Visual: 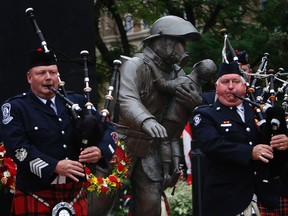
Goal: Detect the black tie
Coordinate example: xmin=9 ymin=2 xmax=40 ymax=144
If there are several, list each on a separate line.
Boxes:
xmin=46 ymin=100 xmax=55 ymax=113
xmin=234 ymin=106 xmax=245 ymax=122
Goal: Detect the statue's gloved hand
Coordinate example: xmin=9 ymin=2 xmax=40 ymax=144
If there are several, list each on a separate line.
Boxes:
xmin=141 ymin=118 xmax=167 ymax=138
xmin=175 ymin=82 xmax=202 ymax=108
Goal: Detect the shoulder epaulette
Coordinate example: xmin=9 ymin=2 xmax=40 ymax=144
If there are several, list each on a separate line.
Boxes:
xmin=5 ymin=93 xmax=27 ymax=102
xmin=194 ymin=104 xmax=212 ymax=110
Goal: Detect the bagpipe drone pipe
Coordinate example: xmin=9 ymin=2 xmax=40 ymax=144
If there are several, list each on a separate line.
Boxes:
xmin=219 ymin=29 xmax=288 ymax=209
xmin=243 ymin=56 xmax=288 ymax=209
xmin=25 ymin=7 xmax=121 ymax=149
xmin=233 ymin=93 xmax=288 ymax=181
xmin=244 ymin=58 xmax=288 ymax=183
xmin=241 ymin=65 xmax=288 ymax=181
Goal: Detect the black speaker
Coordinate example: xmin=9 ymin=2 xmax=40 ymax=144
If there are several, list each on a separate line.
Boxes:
xmin=0 ymin=0 xmax=96 ymax=104
xmin=0 ymin=3 xmax=96 ymax=213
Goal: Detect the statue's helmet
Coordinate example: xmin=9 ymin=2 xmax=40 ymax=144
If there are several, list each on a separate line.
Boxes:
xmin=142 ymin=15 xmax=200 ymax=44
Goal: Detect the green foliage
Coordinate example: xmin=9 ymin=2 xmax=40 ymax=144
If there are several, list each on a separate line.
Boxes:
xmin=109 ymin=183 xmax=132 ymax=216
xmin=95 ymin=0 xmax=288 ymax=99
xmin=185 ymin=1 xmax=288 ymax=93
xmin=256 ymin=0 xmax=288 ymax=32
xmin=165 ymin=180 xmax=193 ymax=216
xmin=185 ymin=33 xmax=220 ymax=92
xmin=109 ymin=180 xmax=192 ymax=216
xmin=115 ymin=0 xmax=166 ymax=24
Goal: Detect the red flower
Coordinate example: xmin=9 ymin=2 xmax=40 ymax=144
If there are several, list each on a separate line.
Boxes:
xmin=97 ymin=177 xmax=104 ymax=184
xmin=4 ymin=157 xmax=16 ymax=176
xmin=115 ymin=146 xmax=124 ymax=161
xmin=117 ymin=163 xmax=125 ymax=172
xmin=108 ymin=175 xmax=117 ymax=183
xmin=100 ymin=186 xmax=108 ymax=193
xmin=125 ymin=172 xmax=129 ymax=178
xmin=83 ymin=180 xmax=91 ymax=188
xmin=116 ymin=181 xmax=122 ymax=189
xmin=124 ymin=194 xmax=132 ymax=199
xmin=0 ymin=144 xmax=4 ymax=152
xmin=124 ymin=154 xmax=130 ymax=163
xmin=84 ymin=166 xmax=91 ymax=175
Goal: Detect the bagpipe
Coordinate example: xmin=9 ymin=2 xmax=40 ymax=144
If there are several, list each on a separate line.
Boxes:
xmin=220 ymin=29 xmax=288 ymax=182
xmin=25 ymin=8 xmax=121 ymax=149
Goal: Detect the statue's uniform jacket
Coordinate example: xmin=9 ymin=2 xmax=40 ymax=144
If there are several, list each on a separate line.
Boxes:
xmin=117 ymin=46 xmax=185 ymax=181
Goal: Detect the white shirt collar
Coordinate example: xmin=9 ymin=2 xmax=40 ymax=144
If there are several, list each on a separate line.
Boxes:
xmin=236 ymin=103 xmax=244 ymax=111
xmin=38 ymin=96 xmax=56 ymax=105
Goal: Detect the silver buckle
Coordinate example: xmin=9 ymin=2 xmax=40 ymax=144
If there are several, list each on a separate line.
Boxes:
xmin=52 ymin=202 xmax=76 ymax=216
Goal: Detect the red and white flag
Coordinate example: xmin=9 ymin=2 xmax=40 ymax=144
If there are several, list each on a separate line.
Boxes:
xmin=182 ymin=122 xmax=192 ymax=175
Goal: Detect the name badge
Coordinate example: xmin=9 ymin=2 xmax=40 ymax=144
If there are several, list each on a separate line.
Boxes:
xmin=221 ymin=121 xmax=232 ymax=127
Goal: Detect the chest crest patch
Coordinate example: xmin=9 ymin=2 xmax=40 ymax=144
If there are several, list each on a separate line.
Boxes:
xmin=15 ymin=148 xmax=28 ymax=162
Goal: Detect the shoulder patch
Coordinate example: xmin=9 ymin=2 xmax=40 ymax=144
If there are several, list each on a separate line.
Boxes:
xmin=111 ymin=131 xmax=118 ymax=144
xmin=193 ymin=113 xmax=202 ymax=126
xmin=2 ymin=103 xmax=13 ymax=124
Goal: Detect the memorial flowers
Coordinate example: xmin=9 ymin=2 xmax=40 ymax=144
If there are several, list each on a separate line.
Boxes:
xmin=0 ymin=143 xmax=17 ymax=194
xmin=84 ymin=140 xmax=131 ymax=195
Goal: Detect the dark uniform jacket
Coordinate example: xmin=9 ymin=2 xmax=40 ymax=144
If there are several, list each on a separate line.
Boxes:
xmin=192 ymin=100 xmax=261 ymax=216
xmin=0 ymin=90 xmax=117 ymax=192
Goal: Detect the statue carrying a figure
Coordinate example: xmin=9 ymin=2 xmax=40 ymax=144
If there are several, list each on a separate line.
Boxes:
xmin=90 ymin=15 xmax=216 ymax=216
xmin=110 ymin=15 xmax=216 ymax=216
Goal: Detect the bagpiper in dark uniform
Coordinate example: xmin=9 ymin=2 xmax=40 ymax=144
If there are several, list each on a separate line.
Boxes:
xmin=192 ymin=100 xmax=260 ymax=215
xmin=192 ymin=61 xmax=267 ymax=216
xmin=0 ymin=48 xmax=117 ymax=215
